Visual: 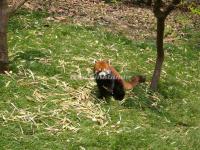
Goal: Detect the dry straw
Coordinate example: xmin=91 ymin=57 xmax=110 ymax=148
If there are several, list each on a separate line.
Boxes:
xmin=1 ymin=61 xmax=109 ymax=134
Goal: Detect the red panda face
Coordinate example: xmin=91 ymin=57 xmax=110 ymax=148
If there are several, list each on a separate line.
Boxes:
xmin=94 ymin=61 xmax=111 ymax=78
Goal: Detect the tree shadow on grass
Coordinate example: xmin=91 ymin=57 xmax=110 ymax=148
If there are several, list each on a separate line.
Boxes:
xmin=9 ymin=9 xmax=49 ymax=32
xmin=9 ymin=50 xmax=61 ymax=76
xmin=158 ymin=80 xmax=186 ymax=100
xmin=10 ymin=49 xmax=47 ymax=73
xmin=122 ymin=85 xmax=156 ymax=111
xmin=12 ymin=50 xmax=47 ymax=62
xmin=121 ymin=83 xmax=192 ymax=127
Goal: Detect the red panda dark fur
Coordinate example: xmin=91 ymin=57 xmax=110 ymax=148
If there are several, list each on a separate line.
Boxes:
xmin=94 ymin=60 xmax=145 ymax=100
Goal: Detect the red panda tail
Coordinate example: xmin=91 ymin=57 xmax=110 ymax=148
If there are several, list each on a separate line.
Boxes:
xmin=123 ymin=75 xmax=146 ymax=90
xmin=107 ymin=64 xmax=145 ymax=90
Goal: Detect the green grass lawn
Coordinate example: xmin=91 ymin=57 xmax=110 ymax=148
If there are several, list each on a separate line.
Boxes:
xmin=0 ymin=10 xmax=200 ymax=149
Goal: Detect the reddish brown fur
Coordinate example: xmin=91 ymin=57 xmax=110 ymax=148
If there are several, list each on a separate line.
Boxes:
xmin=94 ymin=60 xmax=145 ymax=90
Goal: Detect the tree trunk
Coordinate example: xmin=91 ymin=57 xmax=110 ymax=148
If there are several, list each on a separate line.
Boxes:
xmin=150 ymin=17 xmax=165 ymax=91
xmin=0 ymin=0 xmax=9 ymax=73
xmin=150 ymin=0 xmax=181 ymax=91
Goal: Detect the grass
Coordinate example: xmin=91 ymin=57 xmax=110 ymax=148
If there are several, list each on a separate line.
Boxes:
xmin=0 ymin=10 xmax=200 ymax=149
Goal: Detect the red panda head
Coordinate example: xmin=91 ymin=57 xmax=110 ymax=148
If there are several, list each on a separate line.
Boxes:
xmin=94 ymin=60 xmax=111 ymax=78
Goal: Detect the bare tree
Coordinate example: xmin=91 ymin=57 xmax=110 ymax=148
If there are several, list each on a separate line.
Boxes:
xmin=0 ymin=0 xmax=9 ymax=73
xmin=150 ymin=0 xmax=181 ymax=91
xmin=0 ymin=0 xmax=29 ymax=74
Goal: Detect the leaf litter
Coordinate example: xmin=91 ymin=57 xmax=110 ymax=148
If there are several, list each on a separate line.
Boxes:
xmin=17 ymin=0 xmax=200 ymax=41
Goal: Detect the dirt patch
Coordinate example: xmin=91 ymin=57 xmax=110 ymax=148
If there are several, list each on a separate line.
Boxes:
xmin=12 ymin=0 xmax=200 ymax=41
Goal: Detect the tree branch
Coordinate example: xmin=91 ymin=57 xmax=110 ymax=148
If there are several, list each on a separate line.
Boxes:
xmin=153 ymin=0 xmax=181 ymax=19
xmin=164 ymin=0 xmax=181 ymax=17
xmin=153 ymin=0 xmax=164 ymax=18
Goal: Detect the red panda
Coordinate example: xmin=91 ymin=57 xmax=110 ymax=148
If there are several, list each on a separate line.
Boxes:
xmin=94 ymin=60 xmax=145 ymax=100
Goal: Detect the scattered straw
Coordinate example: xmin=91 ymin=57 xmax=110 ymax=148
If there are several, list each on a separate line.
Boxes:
xmin=1 ymin=67 xmax=109 ymax=134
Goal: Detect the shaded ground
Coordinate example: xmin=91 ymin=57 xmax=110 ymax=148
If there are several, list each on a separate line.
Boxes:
xmin=20 ymin=0 xmax=200 ymax=42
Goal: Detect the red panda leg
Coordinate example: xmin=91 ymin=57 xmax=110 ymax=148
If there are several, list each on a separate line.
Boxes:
xmin=97 ymin=83 xmax=112 ymax=99
xmin=112 ymin=80 xmax=125 ymax=101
